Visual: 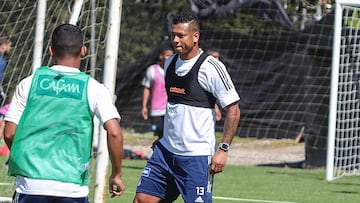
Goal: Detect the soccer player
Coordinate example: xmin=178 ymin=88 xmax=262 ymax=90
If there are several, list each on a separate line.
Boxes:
xmin=141 ymin=42 xmax=174 ymax=140
xmin=133 ymin=11 xmax=240 ymax=203
xmin=0 ymin=34 xmax=12 ymax=100
xmin=4 ymin=24 xmax=125 ymax=202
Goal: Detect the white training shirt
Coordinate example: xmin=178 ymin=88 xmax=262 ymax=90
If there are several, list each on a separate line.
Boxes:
xmin=160 ymin=50 xmax=240 ymax=156
xmin=5 ymin=65 xmax=121 ymax=197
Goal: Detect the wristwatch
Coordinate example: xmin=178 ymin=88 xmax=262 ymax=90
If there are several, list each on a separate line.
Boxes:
xmin=218 ymin=143 xmax=230 ymax=152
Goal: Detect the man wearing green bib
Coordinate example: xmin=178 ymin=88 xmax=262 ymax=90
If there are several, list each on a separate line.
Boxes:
xmin=3 ymin=24 xmax=125 ymax=202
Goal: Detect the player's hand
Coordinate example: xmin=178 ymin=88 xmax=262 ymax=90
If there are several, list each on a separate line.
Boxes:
xmin=210 ymin=150 xmax=228 ymax=174
xmin=141 ymin=107 xmax=148 ymax=120
xmin=109 ymin=175 xmax=125 ymax=198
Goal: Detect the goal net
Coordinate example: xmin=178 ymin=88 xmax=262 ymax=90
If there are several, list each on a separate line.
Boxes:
xmin=0 ymin=0 xmax=120 ymax=202
xmin=326 ymin=0 xmax=360 ymax=181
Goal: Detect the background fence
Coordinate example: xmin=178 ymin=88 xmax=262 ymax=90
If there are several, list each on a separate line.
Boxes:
xmin=115 ymin=0 xmax=334 ymax=167
xmin=0 ymin=0 xmax=335 ymax=168
xmin=0 ymin=0 xmax=339 ymax=201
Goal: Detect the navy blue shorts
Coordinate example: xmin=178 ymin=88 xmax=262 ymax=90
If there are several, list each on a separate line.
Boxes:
xmin=12 ymin=191 xmax=89 ymax=203
xmin=136 ymin=143 xmax=213 ymax=202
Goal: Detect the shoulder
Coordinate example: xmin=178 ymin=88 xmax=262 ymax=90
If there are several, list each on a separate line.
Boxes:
xmin=146 ymin=64 xmax=154 ymax=70
xmin=87 ymin=78 xmax=113 ymax=102
xmin=201 ymin=56 xmax=227 ymax=74
xmin=145 ymin=64 xmax=157 ymax=73
xmin=204 ymin=55 xmax=225 ymax=67
xmin=88 ymin=77 xmax=107 ymax=91
xmin=152 ymin=64 xmax=161 ymax=68
xmin=144 ymin=65 xmax=157 ymax=78
xmin=18 ymin=74 xmax=34 ymax=88
xmin=87 ymin=78 xmax=115 ymax=107
xmin=164 ymin=54 xmax=177 ymax=71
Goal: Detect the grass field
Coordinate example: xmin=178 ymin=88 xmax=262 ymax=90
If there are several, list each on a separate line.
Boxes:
xmin=1 ymin=156 xmax=360 ymax=203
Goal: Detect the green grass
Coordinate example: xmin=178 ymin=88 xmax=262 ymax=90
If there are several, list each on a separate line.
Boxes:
xmin=2 ymin=157 xmax=360 ymax=202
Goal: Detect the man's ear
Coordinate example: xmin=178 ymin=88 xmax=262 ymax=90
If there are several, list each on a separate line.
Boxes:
xmin=48 ymin=46 xmax=55 ymax=57
xmin=80 ymin=45 xmax=87 ymax=58
xmin=193 ymin=31 xmax=200 ymax=46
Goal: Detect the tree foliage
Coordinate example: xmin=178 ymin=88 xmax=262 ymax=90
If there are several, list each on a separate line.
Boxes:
xmin=118 ymin=0 xmax=189 ymax=66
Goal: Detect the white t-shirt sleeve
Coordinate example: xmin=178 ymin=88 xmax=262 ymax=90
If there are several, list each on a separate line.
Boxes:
xmin=141 ymin=65 xmax=154 ymax=88
xmin=88 ymin=78 xmax=120 ymax=123
xmin=198 ymin=57 xmax=240 ymax=108
xmin=5 ymin=76 xmax=32 ymax=124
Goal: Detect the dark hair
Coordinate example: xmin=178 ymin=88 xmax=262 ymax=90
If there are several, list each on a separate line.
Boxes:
xmin=51 ymin=24 xmax=83 ymax=57
xmin=172 ymin=11 xmax=200 ymax=32
xmin=158 ymin=40 xmax=173 ymax=53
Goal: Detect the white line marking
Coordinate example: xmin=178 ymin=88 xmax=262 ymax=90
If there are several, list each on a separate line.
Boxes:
xmin=124 ymin=190 xmax=298 ymax=203
xmin=214 ymin=196 xmax=299 ymax=203
xmin=0 ymin=197 xmax=12 ymax=203
xmin=0 ymin=183 xmax=12 ymax=186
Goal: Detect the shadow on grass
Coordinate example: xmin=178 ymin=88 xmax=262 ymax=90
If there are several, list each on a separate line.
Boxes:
xmin=257 ymin=160 xmax=305 ymax=168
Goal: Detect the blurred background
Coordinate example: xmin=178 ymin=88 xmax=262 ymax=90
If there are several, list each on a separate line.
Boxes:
xmin=115 ymin=0 xmax=333 ymax=168
xmin=0 ymin=0 xmax=335 ymax=167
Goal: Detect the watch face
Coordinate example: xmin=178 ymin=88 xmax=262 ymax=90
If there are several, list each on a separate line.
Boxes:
xmin=221 ymin=143 xmax=229 ymax=149
xmin=219 ymin=143 xmax=229 ymax=151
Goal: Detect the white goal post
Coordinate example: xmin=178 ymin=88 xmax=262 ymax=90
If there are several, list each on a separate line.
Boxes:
xmin=327 ymin=0 xmax=360 ymax=181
